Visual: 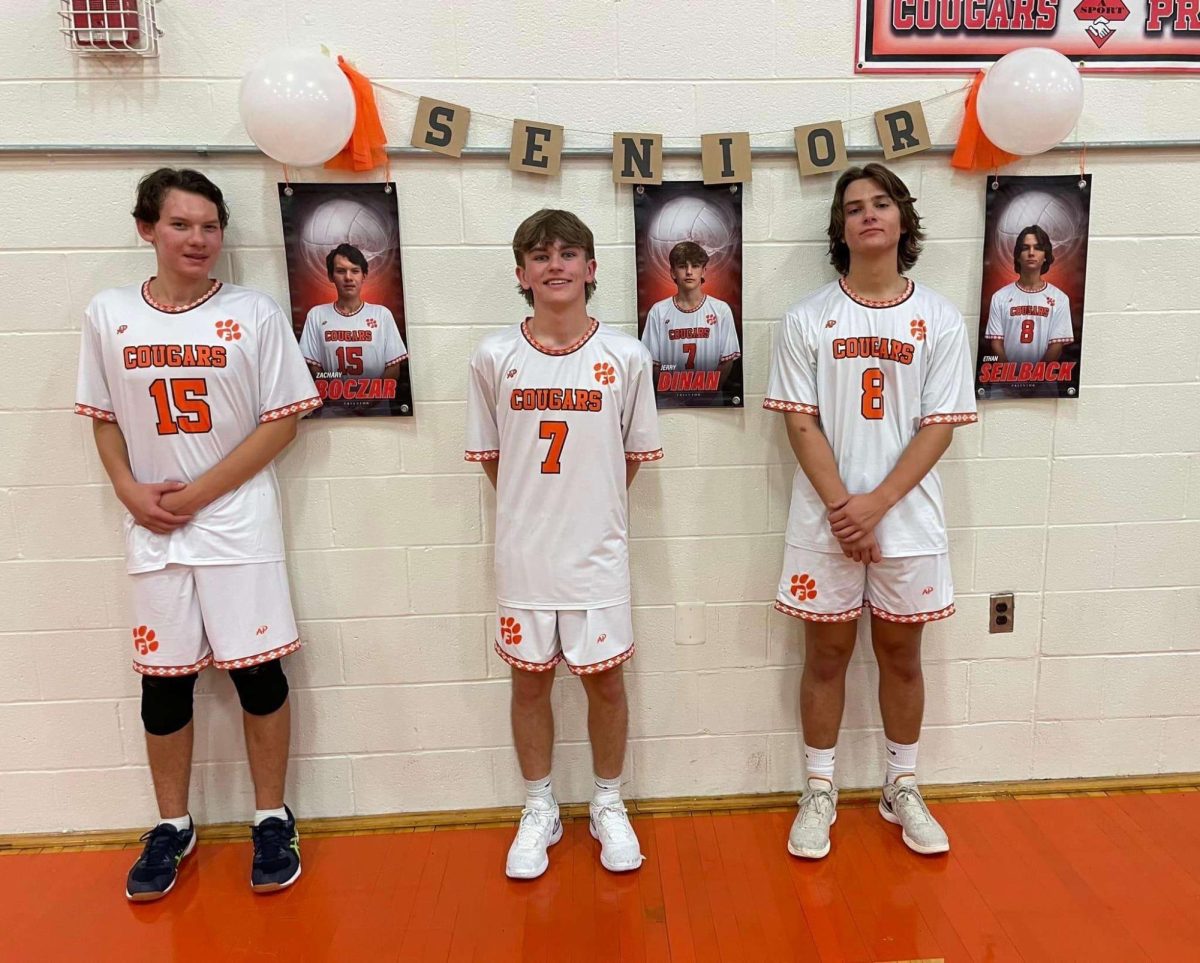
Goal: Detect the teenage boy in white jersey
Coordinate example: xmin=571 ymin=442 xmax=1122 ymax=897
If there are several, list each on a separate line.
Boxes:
xmin=764 ymin=164 xmax=977 ymax=860
xmin=298 ymin=243 xmax=408 ymax=416
xmin=641 ymin=240 xmax=741 ymax=391
xmin=75 ymin=169 xmax=320 ymax=900
xmin=465 ymin=209 xmax=662 ymax=880
xmin=985 ymin=224 xmax=1073 ymax=366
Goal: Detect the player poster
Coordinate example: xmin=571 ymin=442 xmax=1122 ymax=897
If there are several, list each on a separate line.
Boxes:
xmin=279 ymin=183 xmax=413 ymax=417
xmin=974 ymin=174 xmax=1091 ymax=400
xmin=634 ymin=181 xmax=744 ymax=410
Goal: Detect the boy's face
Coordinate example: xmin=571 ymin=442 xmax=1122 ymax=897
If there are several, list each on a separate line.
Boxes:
xmin=137 ymin=188 xmax=223 ymax=281
xmin=1017 ymin=233 xmax=1047 ymax=274
xmin=330 ymin=255 xmax=365 ymax=300
xmin=516 ymin=239 xmax=596 ymax=310
xmin=670 ymin=260 xmax=705 ymax=295
xmin=840 ymin=177 xmax=902 ymax=262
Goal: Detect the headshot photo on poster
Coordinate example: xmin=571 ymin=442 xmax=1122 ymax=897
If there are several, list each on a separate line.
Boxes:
xmin=975 ymin=174 xmax=1091 ymax=400
xmin=633 ymin=181 xmax=744 ymax=409
xmin=278 ymin=183 xmax=414 ymax=417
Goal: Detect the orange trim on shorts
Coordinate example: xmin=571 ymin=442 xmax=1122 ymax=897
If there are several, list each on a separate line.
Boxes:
xmin=868 ymin=602 xmax=956 ymax=624
xmin=494 ymin=642 xmax=563 ymax=673
xmin=212 ymin=639 xmax=301 ymax=671
xmin=133 ymin=655 xmax=214 ymax=677
xmin=568 ymin=644 xmax=635 ymax=676
xmin=773 ymin=599 xmax=862 ymax=623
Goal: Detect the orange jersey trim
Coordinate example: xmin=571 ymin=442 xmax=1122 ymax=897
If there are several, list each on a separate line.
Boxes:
xmin=465 ymin=449 xmax=500 ymax=462
xmin=521 ymin=318 xmax=599 ymax=356
xmin=868 ymin=602 xmax=955 ymax=624
xmin=720 ymin=351 xmax=742 ymax=363
xmin=625 ymin=449 xmax=664 ymax=463
xmin=133 ymin=654 xmax=214 ymax=677
xmin=385 ymin=353 xmax=409 ymax=365
xmin=568 ymin=644 xmax=635 ymax=676
xmin=763 ymin=398 xmax=819 ymax=415
xmin=494 ymin=642 xmax=562 ymax=673
xmin=774 ymin=599 xmax=862 ymax=623
xmin=75 ymin=402 xmax=116 ymax=422
xmin=213 ymin=639 xmax=301 ymax=671
xmin=918 ymin=411 xmax=978 ymax=427
xmin=261 ymin=396 xmax=322 ymax=422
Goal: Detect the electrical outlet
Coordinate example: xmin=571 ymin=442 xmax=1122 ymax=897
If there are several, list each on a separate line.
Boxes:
xmin=989 ymin=593 xmax=1015 ymax=634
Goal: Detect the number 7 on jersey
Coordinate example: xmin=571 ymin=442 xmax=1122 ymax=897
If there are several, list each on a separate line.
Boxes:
xmin=539 ymin=420 xmax=568 ymax=474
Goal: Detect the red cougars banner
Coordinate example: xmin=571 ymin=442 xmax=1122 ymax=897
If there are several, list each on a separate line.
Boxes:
xmin=856 ymin=0 xmax=1200 ymax=72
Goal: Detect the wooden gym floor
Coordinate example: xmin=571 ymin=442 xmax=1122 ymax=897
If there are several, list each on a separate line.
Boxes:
xmin=2 ymin=785 xmax=1198 ymax=962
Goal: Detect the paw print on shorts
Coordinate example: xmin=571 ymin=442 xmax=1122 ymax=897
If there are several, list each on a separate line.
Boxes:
xmin=789 ymin=573 xmax=818 ymax=601
xmin=132 ymin=625 xmax=159 ymax=655
xmin=215 ymin=319 xmax=241 ymax=341
xmin=910 ymin=319 xmax=927 ymax=341
xmin=500 ymin=617 xmax=523 ymax=646
xmin=594 ymin=362 xmax=616 ymax=385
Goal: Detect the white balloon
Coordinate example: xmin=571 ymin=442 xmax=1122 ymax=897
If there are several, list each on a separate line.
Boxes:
xmin=239 ymin=49 xmax=356 ymax=167
xmin=977 ymin=48 xmax=1084 ymax=156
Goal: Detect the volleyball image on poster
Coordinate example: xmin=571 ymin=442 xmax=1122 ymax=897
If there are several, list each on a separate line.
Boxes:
xmin=975 ymin=174 xmax=1091 ymax=400
xmin=634 ymin=181 xmax=744 ymax=409
xmin=279 ymin=183 xmax=413 ymax=417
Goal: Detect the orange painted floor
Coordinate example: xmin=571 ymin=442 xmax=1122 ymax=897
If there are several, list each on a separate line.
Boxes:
xmin=3 ymin=792 xmax=1199 ymax=962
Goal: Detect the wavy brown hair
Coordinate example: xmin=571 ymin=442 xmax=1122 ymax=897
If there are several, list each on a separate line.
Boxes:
xmin=512 ymin=209 xmax=597 ymax=307
xmin=1012 ymin=224 xmax=1054 ymax=275
xmin=827 ymin=163 xmax=924 ymax=276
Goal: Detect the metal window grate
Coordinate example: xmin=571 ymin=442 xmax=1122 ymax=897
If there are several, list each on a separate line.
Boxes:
xmin=58 ymin=0 xmax=160 ymax=57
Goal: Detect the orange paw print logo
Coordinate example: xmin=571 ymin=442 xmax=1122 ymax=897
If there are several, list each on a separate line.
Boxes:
xmin=594 ymin=362 xmax=616 ymax=385
xmin=910 ymin=319 xmax=927 ymax=341
xmin=215 ymin=319 xmax=241 ymax=341
xmin=789 ymin=573 xmax=818 ymax=601
xmin=500 ymin=617 xmax=523 ymax=646
xmin=132 ymin=625 xmax=159 ymax=655
xmin=366 ymin=318 xmax=378 ymax=328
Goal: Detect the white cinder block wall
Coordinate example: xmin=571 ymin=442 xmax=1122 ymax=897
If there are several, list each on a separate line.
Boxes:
xmin=1 ymin=2 xmax=1198 ymax=834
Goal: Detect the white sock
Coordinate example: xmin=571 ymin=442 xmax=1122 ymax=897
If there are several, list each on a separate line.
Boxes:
xmin=804 ymin=744 xmax=836 ymax=786
xmin=592 ymin=774 xmax=622 ymax=807
xmin=885 ymin=738 xmax=919 ymax=783
xmin=158 ymin=814 xmax=192 ymax=832
xmin=524 ymin=775 xmax=556 ymax=811
xmin=253 ymin=806 xmax=288 ymax=827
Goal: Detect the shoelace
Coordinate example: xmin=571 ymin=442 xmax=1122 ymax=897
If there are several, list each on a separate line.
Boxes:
xmin=513 ymin=808 xmax=556 ymax=850
xmin=798 ymin=790 xmax=835 ymax=829
xmin=252 ymin=818 xmax=293 ymax=861
xmin=136 ymin=825 xmax=184 ymax=870
xmin=592 ymin=802 xmax=635 ymax=841
xmin=892 ymin=785 xmax=933 ymax=826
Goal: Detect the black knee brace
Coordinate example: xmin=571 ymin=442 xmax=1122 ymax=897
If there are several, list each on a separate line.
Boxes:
xmin=140 ymin=673 xmax=198 ymax=737
xmin=229 ymin=658 xmax=289 ymax=716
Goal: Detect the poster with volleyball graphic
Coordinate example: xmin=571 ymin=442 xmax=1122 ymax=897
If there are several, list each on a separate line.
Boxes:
xmin=279 ymin=183 xmax=413 ymax=417
xmin=634 ymin=181 xmax=744 ymax=409
xmin=974 ymin=174 xmax=1091 ymax=401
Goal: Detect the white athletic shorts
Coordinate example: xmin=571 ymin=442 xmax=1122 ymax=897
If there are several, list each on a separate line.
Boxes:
xmin=129 ymin=561 xmax=300 ymax=676
xmin=494 ymin=601 xmax=635 ymax=676
xmin=774 ymin=544 xmax=955 ymax=624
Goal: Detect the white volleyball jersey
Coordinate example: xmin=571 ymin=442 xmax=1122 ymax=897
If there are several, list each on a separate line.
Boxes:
xmin=298 ymin=301 xmax=408 ymax=377
xmin=465 ymin=319 xmax=662 ymax=609
xmin=985 ymin=281 xmax=1073 ymax=365
xmin=640 ymin=295 xmax=741 ymax=372
xmin=75 ymin=281 xmax=321 ymax=574
xmin=765 ymin=279 xmax=977 ymax=557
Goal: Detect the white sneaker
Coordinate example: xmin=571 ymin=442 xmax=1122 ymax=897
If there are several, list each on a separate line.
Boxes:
xmin=505 ymin=805 xmax=562 ymax=879
xmin=879 ymin=774 xmax=950 ymax=855
xmin=787 ymin=778 xmax=838 ymax=859
xmin=589 ymin=800 xmax=644 ymax=873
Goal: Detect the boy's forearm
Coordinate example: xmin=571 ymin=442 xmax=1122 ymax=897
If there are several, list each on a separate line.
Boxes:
xmin=93 ymin=419 xmax=137 ymax=496
xmin=181 ymin=417 xmax=300 ymax=511
xmin=784 ymin=412 xmax=849 ymax=509
xmin=874 ymin=423 xmax=955 ymax=509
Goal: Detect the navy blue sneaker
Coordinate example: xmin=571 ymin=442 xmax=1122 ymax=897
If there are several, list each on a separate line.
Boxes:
xmin=125 ymin=820 xmax=196 ymax=901
xmin=250 ymin=806 xmax=301 ymax=893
